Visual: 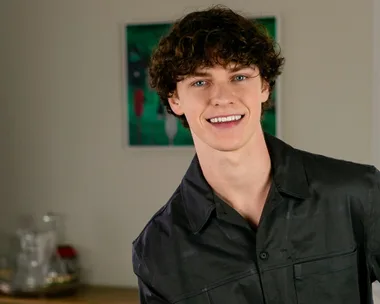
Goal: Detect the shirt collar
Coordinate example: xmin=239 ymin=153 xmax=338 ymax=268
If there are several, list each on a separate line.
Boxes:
xmin=180 ymin=132 xmax=310 ymax=234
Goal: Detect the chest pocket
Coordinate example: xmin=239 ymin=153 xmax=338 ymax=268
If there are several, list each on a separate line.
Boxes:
xmin=293 ymin=247 xmax=360 ymax=304
xmin=174 ymin=269 xmax=263 ymax=304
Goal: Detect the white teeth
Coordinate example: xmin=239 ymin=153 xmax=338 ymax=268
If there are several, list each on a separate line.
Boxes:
xmin=209 ymin=115 xmax=242 ymax=123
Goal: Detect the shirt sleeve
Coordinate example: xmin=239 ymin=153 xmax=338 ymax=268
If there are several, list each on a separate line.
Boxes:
xmin=366 ymin=166 xmax=380 ymax=281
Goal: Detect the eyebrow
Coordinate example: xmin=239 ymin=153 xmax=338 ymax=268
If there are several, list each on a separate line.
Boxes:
xmin=188 ymin=65 xmax=255 ymax=78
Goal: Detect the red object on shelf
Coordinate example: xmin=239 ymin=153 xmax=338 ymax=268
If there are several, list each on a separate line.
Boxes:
xmin=57 ymin=245 xmax=77 ymax=258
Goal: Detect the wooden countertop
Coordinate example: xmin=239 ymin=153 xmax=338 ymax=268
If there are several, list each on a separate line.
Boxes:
xmin=0 ymin=286 xmax=139 ymax=304
xmin=1 ymin=285 xmax=379 ymax=304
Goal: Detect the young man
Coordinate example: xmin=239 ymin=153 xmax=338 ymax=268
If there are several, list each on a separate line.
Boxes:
xmin=132 ymin=6 xmax=380 ymax=304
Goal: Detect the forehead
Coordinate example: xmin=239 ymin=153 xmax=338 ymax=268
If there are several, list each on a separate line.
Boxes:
xmin=194 ymin=63 xmax=256 ymax=72
xmin=182 ymin=64 xmax=258 ymax=80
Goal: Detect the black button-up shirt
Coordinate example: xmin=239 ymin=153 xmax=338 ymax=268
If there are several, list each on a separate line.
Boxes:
xmin=132 ymin=133 xmax=380 ymax=303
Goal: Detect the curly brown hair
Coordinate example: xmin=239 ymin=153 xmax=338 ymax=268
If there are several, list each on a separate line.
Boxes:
xmin=149 ymin=5 xmax=285 ymax=128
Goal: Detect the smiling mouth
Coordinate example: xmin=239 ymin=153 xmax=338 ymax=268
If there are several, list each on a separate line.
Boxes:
xmin=206 ymin=114 xmax=245 ymax=124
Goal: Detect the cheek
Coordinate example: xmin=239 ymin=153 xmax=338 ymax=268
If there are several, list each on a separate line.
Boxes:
xmin=182 ymin=100 xmax=206 ymax=121
xmin=191 ymin=89 xmax=209 ymax=101
xmin=183 ymin=92 xmax=208 ymax=109
xmin=239 ymin=90 xmax=262 ymax=106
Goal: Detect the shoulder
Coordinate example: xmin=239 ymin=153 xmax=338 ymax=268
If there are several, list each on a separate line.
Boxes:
xmin=132 ymin=186 xmax=188 ymax=278
xmin=296 ymin=147 xmax=376 ymax=194
xmin=132 ymin=186 xmax=185 ymax=254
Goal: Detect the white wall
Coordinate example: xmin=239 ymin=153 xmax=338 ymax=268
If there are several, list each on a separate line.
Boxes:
xmin=373 ymin=0 xmax=380 ymax=299
xmin=0 ymin=0 xmax=374 ymax=287
xmin=373 ymin=0 xmax=380 ymax=168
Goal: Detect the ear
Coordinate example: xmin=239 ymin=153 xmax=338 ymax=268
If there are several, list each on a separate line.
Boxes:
xmin=260 ymin=80 xmax=270 ymax=103
xmin=168 ymin=93 xmax=184 ymax=116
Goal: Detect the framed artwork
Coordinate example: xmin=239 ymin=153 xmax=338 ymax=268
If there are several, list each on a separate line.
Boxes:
xmin=125 ymin=16 xmax=280 ymax=146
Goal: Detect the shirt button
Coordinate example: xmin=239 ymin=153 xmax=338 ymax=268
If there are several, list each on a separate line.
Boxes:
xmin=259 ymin=251 xmax=269 ymax=260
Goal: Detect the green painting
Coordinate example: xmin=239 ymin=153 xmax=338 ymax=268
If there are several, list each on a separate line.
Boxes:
xmin=125 ymin=17 xmax=278 ymax=146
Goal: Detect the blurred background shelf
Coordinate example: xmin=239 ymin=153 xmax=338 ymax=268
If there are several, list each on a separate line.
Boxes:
xmin=0 ymin=286 xmax=139 ymax=304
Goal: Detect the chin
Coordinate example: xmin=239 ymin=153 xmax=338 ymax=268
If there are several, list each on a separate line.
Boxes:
xmin=207 ymin=140 xmax=247 ymax=152
xmin=191 ymin=124 xmax=259 ymax=153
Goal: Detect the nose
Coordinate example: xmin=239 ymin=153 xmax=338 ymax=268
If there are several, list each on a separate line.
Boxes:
xmin=210 ymin=83 xmax=235 ymax=106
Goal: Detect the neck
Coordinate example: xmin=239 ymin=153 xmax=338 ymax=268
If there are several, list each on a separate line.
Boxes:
xmin=194 ymin=130 xmax=272 ymax=216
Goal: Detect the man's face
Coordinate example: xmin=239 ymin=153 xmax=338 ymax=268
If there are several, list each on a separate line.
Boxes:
xmin=168 ymin=64 xmax=269 ymax=152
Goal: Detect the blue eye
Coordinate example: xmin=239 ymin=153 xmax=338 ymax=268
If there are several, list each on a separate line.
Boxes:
xmin=234 ymin=75 xmax=247 ymax=81
xmin=193 ymin=80 xmax=206 ymax=87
